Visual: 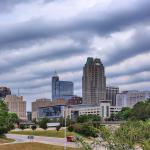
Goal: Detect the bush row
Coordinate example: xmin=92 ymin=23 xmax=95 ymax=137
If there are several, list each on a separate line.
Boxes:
xmin=68 ymin=123 xmax=99 ymax=137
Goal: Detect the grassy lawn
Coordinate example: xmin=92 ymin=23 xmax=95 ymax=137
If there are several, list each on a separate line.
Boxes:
xmin=0 ymin=142 xmax=79 ymax=150
xmin=0 ymin=136 xmax=15 ymax=144
xmin=10 ymin=130 xmax=77 ymax=138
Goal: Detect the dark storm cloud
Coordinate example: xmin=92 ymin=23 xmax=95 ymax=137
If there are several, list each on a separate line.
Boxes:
xmin=107 ymin=65 xmax=150 ymax=78
xmin=106 ymin=60 xmax=150 ymax=78
xmin=104 ymin=28 xmax=150 ymax=66
xmin=0 ymin=61 xmax=82 ymax=83
xmin=0 ymin=41 xmax=86 ymax=74
xmin=0 ymin=0 xmax=33 ymax=12
xmin=0 ymin=0 xmax=150 ymax=107
xmin=0 ymin=0 xmax=150 ymax=50
xmin=0 ymin=0 xmax=57 ymax=13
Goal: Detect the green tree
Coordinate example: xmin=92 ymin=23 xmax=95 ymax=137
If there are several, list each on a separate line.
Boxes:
xmin=31 ymin=125 xmax=37 ymax=131
xmin=38 ymin=118 xmax=49 ymax=130
xmin=109 ymin=107 xmax=132 ymax=121
xmin=0 ymin=100 xmax=9 ymax=135
xmin=130 ymin=100 xmax=150 ymax=120
xmin=56 ymin=125 xmax=61 ymax=132
xmin=77 ymin=114 xmax=101 ymax=123
xmin=8 ymin=113 xmax=19 ymax=130
xmin=67 ymin=125 xmax=74 ymax=132
xmin=59 ymin=117 xmax=74 ymax=127
xmin=19 ymin=124 xmax=26 ymax=130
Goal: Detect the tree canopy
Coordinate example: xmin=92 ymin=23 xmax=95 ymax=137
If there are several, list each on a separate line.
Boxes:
xmin=77 ymin=114 xmax=101 ymax=123
xmin=109 ymin=99 xmax=150 ymax=121
xmin=0 ymin=101 xmax=9 ymax=135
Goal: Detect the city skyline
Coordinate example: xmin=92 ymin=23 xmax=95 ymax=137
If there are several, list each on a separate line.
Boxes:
xmin=0 ymin=0 xmax=150 ymax=111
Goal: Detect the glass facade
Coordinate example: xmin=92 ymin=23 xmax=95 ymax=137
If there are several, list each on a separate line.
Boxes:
xmin=38 ymin=105 xmax=64 ymax=119
xmin=52 ymin=76 xmax=74 ymax=101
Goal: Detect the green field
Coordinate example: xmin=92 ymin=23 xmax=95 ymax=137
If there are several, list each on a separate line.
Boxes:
xmin=0 ymin=136 xmax=15 ymax=144
xmin=10 ymin=130 xmax=76 ymax=138
xmin=0 ymin=142 xmax=79 ymax=150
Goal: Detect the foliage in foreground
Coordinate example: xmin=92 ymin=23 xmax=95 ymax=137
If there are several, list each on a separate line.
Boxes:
xmin=68 ymin=123 xmax=99 ymax=137
xmin=76 ymin=120 xmax=150 ymax=150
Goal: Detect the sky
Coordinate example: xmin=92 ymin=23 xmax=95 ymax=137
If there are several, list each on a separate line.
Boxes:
xmin=0 ymin=0 xmax=150 ymax=111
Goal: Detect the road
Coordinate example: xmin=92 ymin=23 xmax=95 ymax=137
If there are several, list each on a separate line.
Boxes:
xmin=5 ymin=134 xmax=107 ymax=150
xmin=6 ymin=134 xmax=77 ymax=148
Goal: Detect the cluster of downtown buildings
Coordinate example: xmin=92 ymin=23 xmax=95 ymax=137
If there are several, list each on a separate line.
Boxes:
xmin=0 ymin=57 xmax=150 ymax=121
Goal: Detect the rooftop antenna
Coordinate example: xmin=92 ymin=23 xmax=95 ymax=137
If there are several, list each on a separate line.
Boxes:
xmin=18 ymin=88 xmax=20 ymax=96
xmin=54 ymin=70 xmax=58 ymax=76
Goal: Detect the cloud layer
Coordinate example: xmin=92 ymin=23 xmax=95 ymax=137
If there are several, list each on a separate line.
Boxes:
xmin=0 ymin=0 xmax=150 ymax=110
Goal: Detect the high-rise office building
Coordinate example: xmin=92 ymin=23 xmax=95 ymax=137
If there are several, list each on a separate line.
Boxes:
xmin=5 ymin=95 xmax=26 ymax=120
xmin=82 ymin=57 xmax=106 ymax=105
xmin=52 ymin=74 xmax=74 ymax=101
xmin=0 ymin=86 xmax=11 ymax=98
xmin=106 ymin=86 xmax=119 ymax=106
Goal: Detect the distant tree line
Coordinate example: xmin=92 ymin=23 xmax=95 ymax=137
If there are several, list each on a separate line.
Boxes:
xmin=108 ymin=98 xmax=150 ymax=121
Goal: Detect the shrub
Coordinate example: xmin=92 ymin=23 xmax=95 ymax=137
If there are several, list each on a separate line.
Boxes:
xmin=38 ymin=118 xmax=49 ymax=130
xmin=80 ymin=124 xmax=99 ymax=137
xmin=56 ymin=125 xmax=61 ymax=132
xmin=72 ymin=123 xmax=99 ymax=137
xmin=19 ymin=124 xmax=26 ymax=130
xmin=68 ymin=125 xmax=74 ymax=132
xmin=0 ymin=126 xmax=8 ymax=135
xmin=31 ymin=125 xmax=37 ymax=131
xmin=73 ymin=123 xmax=82 ymax=133
xmin=77 ymin=114 xmax=101 ymax=123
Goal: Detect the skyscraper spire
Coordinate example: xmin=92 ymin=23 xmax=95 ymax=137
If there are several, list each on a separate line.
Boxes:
xmin=54 ymin=70 xmax=58 ymax=77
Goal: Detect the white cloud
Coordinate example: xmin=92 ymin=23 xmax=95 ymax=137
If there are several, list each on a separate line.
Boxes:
xmin=0 ymin=0 xmax=150 ymax=111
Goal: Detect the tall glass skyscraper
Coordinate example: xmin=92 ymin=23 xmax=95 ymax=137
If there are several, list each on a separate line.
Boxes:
xmin=52 ymin=75 xmax=74 ymax=101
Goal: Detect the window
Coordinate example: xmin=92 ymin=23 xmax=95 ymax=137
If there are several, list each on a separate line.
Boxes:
xmin=102 ymin=106 xmax=104 ymax=117
xmin=106 ymin=106 xmax=109 ymax=117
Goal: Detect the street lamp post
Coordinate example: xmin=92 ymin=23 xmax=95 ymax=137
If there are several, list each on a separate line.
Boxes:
xmin=64 ymin=105 xmax=67 ymax=150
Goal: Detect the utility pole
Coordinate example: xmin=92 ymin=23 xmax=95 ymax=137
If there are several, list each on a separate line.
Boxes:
xmin=64 ymin=105 xmax=67 ymax=150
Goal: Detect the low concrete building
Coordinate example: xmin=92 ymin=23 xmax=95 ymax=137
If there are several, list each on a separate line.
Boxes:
xmin=67 ymin=96 xmax=82 ymax=105
xmin=5 ymin=95 xmax=26 ymax=120
xmin=110 ymin=106 xmax=122 ymax=115
xmin=32 ymin=98 xmax=65 ymax=119
xmin=37 ymin=102 xmax=111 ymax=120
xmin=65 ymin=102 xmax=111 ymax=119
xmin=32 ymin=98 xmax=52 ymax=119
xmin=116 ymin=91 xmax=150 ymax=108
xmin=38 ymin=105 xmax=65 ymax=119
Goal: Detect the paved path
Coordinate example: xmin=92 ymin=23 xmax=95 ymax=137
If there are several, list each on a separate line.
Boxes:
xmin=5 ymin=134 xmax=107 ymax=150
xmin=6 ymin=134 xmax=77 ymax=148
